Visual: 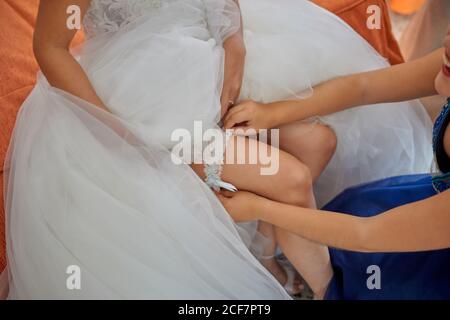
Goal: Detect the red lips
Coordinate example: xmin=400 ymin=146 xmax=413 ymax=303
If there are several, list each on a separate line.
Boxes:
xmin=443 ymin=52 xmax=450 ymax=77
xmin=443 ymin=64 xmax=450 ymax=77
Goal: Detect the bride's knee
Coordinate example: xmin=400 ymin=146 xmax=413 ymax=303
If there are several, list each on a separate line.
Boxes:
xmin=324 ymin=126 xmax=337 ymax=157
xmin=279 ymin=161 xmax=313 ymax=206
xmin=279 ymin=123 xmax=337 ymax=162
xmin=313 ymin=124 xmax=337 ymax=160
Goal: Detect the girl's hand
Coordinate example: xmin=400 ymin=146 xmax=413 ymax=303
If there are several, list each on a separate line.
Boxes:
xmin=221 ymin=33 xmax=246 ymax=118
xmin=223 ymin=100 xmax=281 ymax=132
xmin=217 ymin=190 xmax=268 ymax=222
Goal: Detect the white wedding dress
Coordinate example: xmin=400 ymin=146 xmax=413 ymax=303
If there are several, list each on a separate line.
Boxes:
xmin=1 ymin=0 xmax=432 ymax=299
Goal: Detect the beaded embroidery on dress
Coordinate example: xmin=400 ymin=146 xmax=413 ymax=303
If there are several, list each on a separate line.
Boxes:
xmin=83 ymin=0 xmax=164 ymax=38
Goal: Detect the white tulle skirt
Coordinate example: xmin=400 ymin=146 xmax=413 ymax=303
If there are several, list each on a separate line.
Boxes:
xmin=1 ymin=0 xmax=432 ymax=299
xmin=3 ymin=80 xmax=289 ymax=299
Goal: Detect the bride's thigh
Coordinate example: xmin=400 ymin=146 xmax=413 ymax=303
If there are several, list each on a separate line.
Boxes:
xmin=191 ymin=135 xmax=313 ymax=206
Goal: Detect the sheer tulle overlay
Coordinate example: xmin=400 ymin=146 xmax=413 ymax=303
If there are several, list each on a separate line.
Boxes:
xmin=1 ymin=0 xmax=432 ymax=298
xmin=3 ymin=79 xmax=289 ymax=299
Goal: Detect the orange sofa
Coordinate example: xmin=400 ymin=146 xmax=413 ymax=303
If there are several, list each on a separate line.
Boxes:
xmin=0 ymin=0 xmax=403 ymax=273
xmin=0 ymin=0 xmax=42 ymax=274
xmin=313 ymin=0 xmax=404 ymax=65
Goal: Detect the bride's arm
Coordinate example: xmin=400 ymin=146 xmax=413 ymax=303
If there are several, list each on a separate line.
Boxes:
xmin=34 ymin=0 xmax=108 ymax=111
xmin=220 ymin=0 xmax=246 ymax=117
xmin=219 ymin=189 xmax=450 ymax=253
xmin=223 ymin=48 xmax=443 ymax=130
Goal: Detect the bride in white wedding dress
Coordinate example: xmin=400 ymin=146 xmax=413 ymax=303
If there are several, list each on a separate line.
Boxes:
xmin=1 ymin=0 xmax=432 ymax=299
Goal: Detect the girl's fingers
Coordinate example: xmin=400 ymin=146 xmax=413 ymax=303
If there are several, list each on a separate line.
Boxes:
xmin=231 ymin=126 xmax=253 ymax=136
xmin=224 ymin=104 xmax=245 ymax=123
xmin=224 ymin=110 xmax=248 ymax=129
xmin=224 ymin=100 xmax=253 ymax=121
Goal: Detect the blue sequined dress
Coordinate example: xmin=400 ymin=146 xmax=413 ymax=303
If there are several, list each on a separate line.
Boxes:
xmin=324 ymin=99 xmax=450 ymax=300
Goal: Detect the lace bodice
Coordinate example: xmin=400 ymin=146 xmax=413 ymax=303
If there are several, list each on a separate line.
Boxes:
xmin=83 ymin=0 xmax=240 ymax=42
xmin=83 ymin=0 xmax=167 ymax=38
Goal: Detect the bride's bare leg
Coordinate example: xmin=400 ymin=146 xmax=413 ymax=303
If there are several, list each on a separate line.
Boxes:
xmin=191 ymin=135 xmax=333 ymax=296
xmin=278 ymin=122 xmax=337 ymax=181
xmin=255 ymin=221 xmax=300 ymax=293
xmin=276 ymin=123 xmax=337 ymax=297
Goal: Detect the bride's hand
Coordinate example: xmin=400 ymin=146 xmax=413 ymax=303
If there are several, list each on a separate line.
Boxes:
xmin=221 ymin=33 xmax=246 ymax=118
xmin=217 ymin=190 xmax=267 ymax=222
xmin=222 ymin=100 xmax=280 ymax=132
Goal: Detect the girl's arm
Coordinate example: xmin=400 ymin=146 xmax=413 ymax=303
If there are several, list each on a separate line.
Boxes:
xmin=33 ymin=0 xmax=108 ymax=111
xmin=219 ymin=188 xmax=450 ymax=253
xmin=224 ymin=48 xmax=443 ymax=130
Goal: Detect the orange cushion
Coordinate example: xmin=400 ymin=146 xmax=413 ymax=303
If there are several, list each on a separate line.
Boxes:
xmin=390 ymin=0 xmax=425 ymax=15
xmin=0 ymin=171 xmax=4 ymax=271
xmin=0 ymin=0 xmax=83 ymax=272
xmin=313 ymin=0 xmax=404 ymax=65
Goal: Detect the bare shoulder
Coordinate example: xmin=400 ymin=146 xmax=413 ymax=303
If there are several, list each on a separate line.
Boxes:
xmin=36 ymin=0 xmax=92 ymax=23
xmin=34 ymin=0 xmax=91 ymax=51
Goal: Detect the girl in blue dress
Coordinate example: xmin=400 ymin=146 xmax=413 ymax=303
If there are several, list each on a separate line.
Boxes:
xmin=323 ymin=99 xmax=450 ymax=299
xmin=219 ymin=29 xmax=450 ymax=299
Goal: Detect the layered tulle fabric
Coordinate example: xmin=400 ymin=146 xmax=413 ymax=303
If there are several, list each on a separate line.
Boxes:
xmin=238 ymin=0 xmax=433 ymax=206
xmin=2 ymin=78 xmax=289 ymax=299
xmin=1 ymin=0 xmax=289 ymax=299
xmin=81 ymin=0 xmax=241 ymax=151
